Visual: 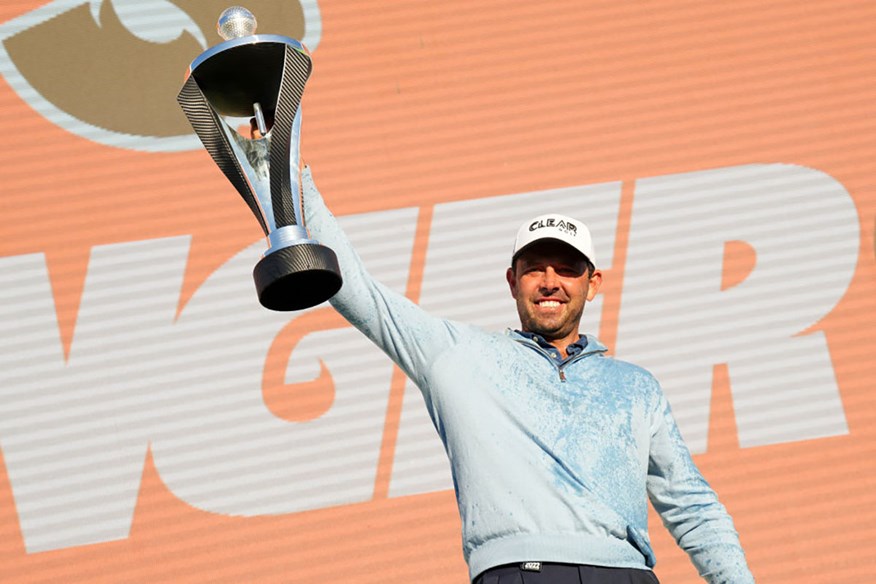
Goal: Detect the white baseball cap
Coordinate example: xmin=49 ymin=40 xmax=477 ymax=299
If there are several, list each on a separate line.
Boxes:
xmin=511 ymin=213 xmax=595 ymax=265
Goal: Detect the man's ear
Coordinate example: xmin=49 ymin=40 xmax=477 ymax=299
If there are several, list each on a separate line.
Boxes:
xmin=586 ymin=270 xmax=603 ymax=302
xmin=506 ymin=266 xmax=518 ymax=297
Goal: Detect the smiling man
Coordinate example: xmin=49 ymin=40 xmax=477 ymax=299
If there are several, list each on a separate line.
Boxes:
xmin=301 ymin=169 xmax=754 ymax=584
xmin=507 ymin=215 xmax=602 ymax=363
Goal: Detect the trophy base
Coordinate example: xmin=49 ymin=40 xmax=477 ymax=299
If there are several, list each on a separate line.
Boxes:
xmin=254 ymin=243 xmax=343 ymax=311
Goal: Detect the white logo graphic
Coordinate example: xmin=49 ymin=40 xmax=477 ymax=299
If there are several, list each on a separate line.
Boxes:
xmin=0 ymin=0 xmax=322 ymax=152
xmin=0 ymin=164 xmax=859 ymax=552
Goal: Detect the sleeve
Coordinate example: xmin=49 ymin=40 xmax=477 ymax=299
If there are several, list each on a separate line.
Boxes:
xmin=646 ymin=392 xmax=756 ymax=584
xmin=300 ymin=166 xmax=460 ymax=389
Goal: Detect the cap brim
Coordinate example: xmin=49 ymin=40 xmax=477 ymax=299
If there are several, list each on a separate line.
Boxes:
xmin=511 ymin=237 xmax=592 ymax=265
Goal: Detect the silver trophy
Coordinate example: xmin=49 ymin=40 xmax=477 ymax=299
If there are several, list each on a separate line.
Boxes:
xmin=177 ymin=6 xmax=341 ymax=311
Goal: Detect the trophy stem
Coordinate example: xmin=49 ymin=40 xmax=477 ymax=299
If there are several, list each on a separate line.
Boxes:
xmin=253 ymin=102 xmax=268 ymax=136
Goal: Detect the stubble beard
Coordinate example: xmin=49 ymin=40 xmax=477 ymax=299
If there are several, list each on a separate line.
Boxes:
xmin=518 ymin=299 xmax=583 ymax=341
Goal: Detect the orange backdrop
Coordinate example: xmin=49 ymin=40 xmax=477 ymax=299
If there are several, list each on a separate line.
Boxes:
xmin=1 ymin=0 xmax=874 ymax=582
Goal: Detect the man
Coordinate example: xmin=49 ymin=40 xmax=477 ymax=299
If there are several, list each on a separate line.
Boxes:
xmin=300 ymin=167 xmax=754 ymax=584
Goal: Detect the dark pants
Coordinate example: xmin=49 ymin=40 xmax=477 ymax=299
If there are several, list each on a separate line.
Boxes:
xmin=473 ymin=563 xmax=659 ymax=584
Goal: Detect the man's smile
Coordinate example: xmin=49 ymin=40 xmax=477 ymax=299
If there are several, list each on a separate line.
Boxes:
xmin=535 ymin=298 xmax=564 ymax=309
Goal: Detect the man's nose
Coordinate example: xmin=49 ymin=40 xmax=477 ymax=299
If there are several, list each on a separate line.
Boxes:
xmin=540 ymin=266 xmax=559 ymax=290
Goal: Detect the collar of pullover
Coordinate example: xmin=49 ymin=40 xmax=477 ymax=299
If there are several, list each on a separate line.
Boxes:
xmin=512 ymin=330 xmax=587 ymax=363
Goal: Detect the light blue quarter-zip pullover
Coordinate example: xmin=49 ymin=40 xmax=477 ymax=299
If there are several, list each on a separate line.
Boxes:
xmin=301 ymin=168 xmax=754 ymax=584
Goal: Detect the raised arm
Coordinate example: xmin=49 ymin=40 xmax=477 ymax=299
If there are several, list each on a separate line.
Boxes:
xmin=301 ymin=167 xmax=462 ymax=389
xmin=647 ymin=393 xmax=755 ymax=584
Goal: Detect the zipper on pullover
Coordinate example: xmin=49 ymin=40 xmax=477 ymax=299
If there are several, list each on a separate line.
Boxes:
xmin=556 ymin=356 xmax=585 ymax=382
xmin=514 ymin=336 xmax=595 ymax=383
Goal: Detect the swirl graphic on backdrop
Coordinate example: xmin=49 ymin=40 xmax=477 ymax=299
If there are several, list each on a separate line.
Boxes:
xmin=0 ymin=0 xmax=322 ymax=152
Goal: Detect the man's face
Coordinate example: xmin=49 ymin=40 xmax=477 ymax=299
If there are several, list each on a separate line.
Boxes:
xmin=506 ymin=240 xmax=602 ymax=341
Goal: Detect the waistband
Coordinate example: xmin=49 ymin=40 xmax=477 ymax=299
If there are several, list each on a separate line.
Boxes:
xmin=474 ymin=562 xmax=658 ymax=584
xmin=467 ymin=533 xmax=649 ymax=581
